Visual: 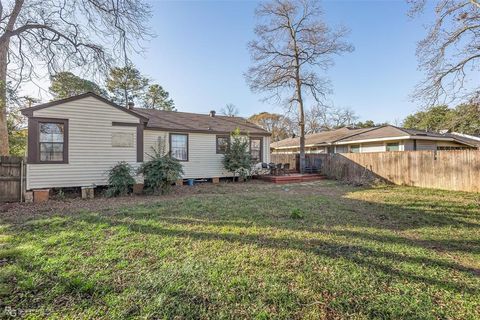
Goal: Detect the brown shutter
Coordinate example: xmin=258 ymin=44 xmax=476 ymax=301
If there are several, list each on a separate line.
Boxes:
xmin=137 ymin=125 xmax=144 ymax=162
xmin=27 ymin=118 xmax=39 ymax=163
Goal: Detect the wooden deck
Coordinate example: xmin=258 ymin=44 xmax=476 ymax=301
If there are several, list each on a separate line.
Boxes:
xmin=258 ymin=173 xmax=326 ymax=184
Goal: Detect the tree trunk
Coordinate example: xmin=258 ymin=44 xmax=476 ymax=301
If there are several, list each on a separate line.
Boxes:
xmin=287 ymin=18 xmax=306 ymax=174
xmin=292 ymin=41 xmax=305 ymax=173
xmin=0 ymin=42 xmax=9 ymax=156
xmin=297 ymin=86 xmax=306 ymax=174
xmin=0 ymin=0 xmax=24 ymax=156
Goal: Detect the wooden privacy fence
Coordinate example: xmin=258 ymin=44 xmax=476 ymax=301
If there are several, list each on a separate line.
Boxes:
xmin=271 ymin=150 xmax=480 ymax=192
xmin=270 ymin=153 xmax=297 ymax=169
xmin=0 ymin=156 xmax=26 ymax=202
xmin=270 ymin=153 xmax=322 ymax=171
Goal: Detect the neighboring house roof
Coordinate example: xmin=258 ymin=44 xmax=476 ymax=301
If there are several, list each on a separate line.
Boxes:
xmin=271 ymin=125 xmax=479 ymax=149
xmin=449 ymin=132 xmax=480 ymax=148
xmin=336 ymin=125 xmax=451 ymax=143
xmin=20 ymin=92 xmax=270 ymax=136
xmin=270 ymin=127 xmax=375 ymax=149
xmin=132 ymin=108 xmax=270 ymax=136
xmin=20 ymin=92 xmax=149 ymax=122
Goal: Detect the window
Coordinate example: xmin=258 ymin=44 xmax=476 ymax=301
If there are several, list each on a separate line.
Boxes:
xmin=216 ymin=135 xmax=229 ymax=154
xmin=386 ymin=142 xmax=400 ymax=152
xmin=112 ymin=132 xmax=134 ymax=147
xmin=169 ymin=133 xmax=188 ymax=161
xmin=250 ymin=137 xmax=262 ymax=163
xmin=39 ymin=122 xmax=65 ymax=162
xmin=350 ymin=145 xmax=360 ymax=153
xmin=335 ymin=146 xmax=348 ymax=153
xmin=437 ymin=146 xmax=469 ymax=150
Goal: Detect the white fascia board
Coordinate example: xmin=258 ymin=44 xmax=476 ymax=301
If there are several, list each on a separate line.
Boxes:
xmin=333 ymin=136 xmax=455 ymax=145
xmin=272 ymin=144 xmax=320 ymax=150
xmin=452 ymin=132 xmax=480 ymax=141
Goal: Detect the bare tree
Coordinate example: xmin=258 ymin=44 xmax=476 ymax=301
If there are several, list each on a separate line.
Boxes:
xmin=304 ymin=103 xmax=330 ymax=134
xmin=246 ymin=0 xmax=353 ymax=172
xmin=249 ymin=111 xmax=295 ymax=141
xmin=0 ymin=0 xmax=151 ymax=155
xmin=409 ymin=0 xmax=480 ymax=106
xmin=220 ymin=103 xmax=239 ymax=117
xmin=304 ymin=104 xmax=358 ymax=133
xmin=329 ymin=107 xmax=358 ymax=128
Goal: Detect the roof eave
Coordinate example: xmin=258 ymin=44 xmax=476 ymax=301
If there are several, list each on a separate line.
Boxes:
xmin=145 ymin=126 xmax=271 ymax=136
xmin=20 ymin=92 xmax=149 ymax=122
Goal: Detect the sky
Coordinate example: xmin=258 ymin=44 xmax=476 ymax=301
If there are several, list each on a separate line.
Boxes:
xmin=24 ymin=0 xmax=434 ymax=124
xmin=129 ymin=0 xmax=434 ymax=124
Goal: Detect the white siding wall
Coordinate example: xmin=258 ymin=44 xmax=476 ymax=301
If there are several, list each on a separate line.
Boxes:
xmin=417 ymin=140 xmax=437 ymax=150
xmin=144 ymin=130 xmax=270 ymax=179
xmin=263 ymin=136 xmax=271 ymax=163
xmin=436 ymin=141 xmax=466 ymax=147
xmin=359 ymin=142 xmax=385 ymax=153
xmin=27 ymin=97 xmax=141 ymax=189
xmin=403 ymin=140 xmax=415 ymax=151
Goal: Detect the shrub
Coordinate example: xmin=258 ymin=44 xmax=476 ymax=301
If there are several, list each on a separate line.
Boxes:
xmin=222 ymin=128 xmax=252 ymax=180
xmin=290 ymin=208 xmax=304 ymax=219
xmin=106 ymin=161 xmax=135 ymax=197
xmin=138 ymin=148 xmax=184 ymax=194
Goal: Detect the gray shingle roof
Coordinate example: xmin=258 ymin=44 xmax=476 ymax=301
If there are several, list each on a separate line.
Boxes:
xmin=270 ymin=127 xmax=376 ymax=149
xmin=132 ymin=108 xmax=270 ymax=136
xmin=271 ymin=125 xmax=480 ymax=149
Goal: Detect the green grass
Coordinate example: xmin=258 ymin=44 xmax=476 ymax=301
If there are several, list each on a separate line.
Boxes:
xmin=1 ymin=181 xmax=479 ymax=319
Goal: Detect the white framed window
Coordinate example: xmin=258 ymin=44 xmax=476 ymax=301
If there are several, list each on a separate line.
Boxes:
xmin=350 ymin=145 xmax=360 ymax=153
xmin=250 ymin=137 xmax=262 ymax=162
xmin=112 ymin=132 xmax=134 ymax=147
xmin=216 ymin=135 xmax=230 ymax=154
xmin=386 ymin=142 xmax=400 ymax=152
xmin=170 ymin=133 xmax=188 ymax=161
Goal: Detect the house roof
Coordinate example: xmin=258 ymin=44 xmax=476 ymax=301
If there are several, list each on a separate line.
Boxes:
xmin=20 ymin=92 xmax=270 ymax=136
xmin=270 ymin=127 xmax=375 ymax=149
xmin=271 ymin=125 xmax=480 ymax=149
xmin=20 ymin=92 xmax=149 ymax=122
xmin=132 ymin=108 xmax=270 ymax=136
xmin=449 ymin=133 xmax=480 ymax=148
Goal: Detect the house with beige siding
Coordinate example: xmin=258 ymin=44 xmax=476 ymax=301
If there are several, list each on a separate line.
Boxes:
xmin=271 ymin=125 xmax=479 ymax=154
xmin=21 ymin=92 xmax=270 ymax=190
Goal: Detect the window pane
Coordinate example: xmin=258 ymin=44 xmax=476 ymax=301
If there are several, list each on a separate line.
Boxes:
xmin=40 ymin=123 xmax=64 ymax=143
xmin=217 ymin=136 xmax=229 ymax=154
xmin=112 ymin=132 xmax=134 ymax=147
xmin=350 ymin=145 xmax=360 ymax=153
xmin=40 ymin=143 xmax=63 ymax=161
xmin=171 ymin=134 xmax=188 ymax=160
xmin=386 ymin=143 xmax=399 ymax=152
xmin=39 ymin=122 xmax=65 ymax=162
xmin=250 ymin=138 xmax=261 ymax=162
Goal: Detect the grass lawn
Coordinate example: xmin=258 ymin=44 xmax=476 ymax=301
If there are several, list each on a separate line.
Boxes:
xmin=1 ymin=180 xmax=479 ymax=319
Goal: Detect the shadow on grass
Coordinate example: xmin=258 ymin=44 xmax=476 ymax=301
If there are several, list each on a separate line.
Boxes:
xmin=68 ymin=213 xmax=479 ymax=295
xmin=1 ymin=182 xmax=479 ymax=317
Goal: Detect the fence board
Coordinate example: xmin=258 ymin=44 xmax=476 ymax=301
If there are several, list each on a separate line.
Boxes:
xmin=271 ymin=150 xmax=480 ymax=192
xmin=0 ymin=156 xmax=25 ymax=202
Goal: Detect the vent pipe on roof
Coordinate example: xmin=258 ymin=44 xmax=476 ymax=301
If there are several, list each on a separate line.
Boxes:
xmin=127 ymin=102 xmax=135 ymax=109
xmin=209 ymin=110 xmax=216 ymax=117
